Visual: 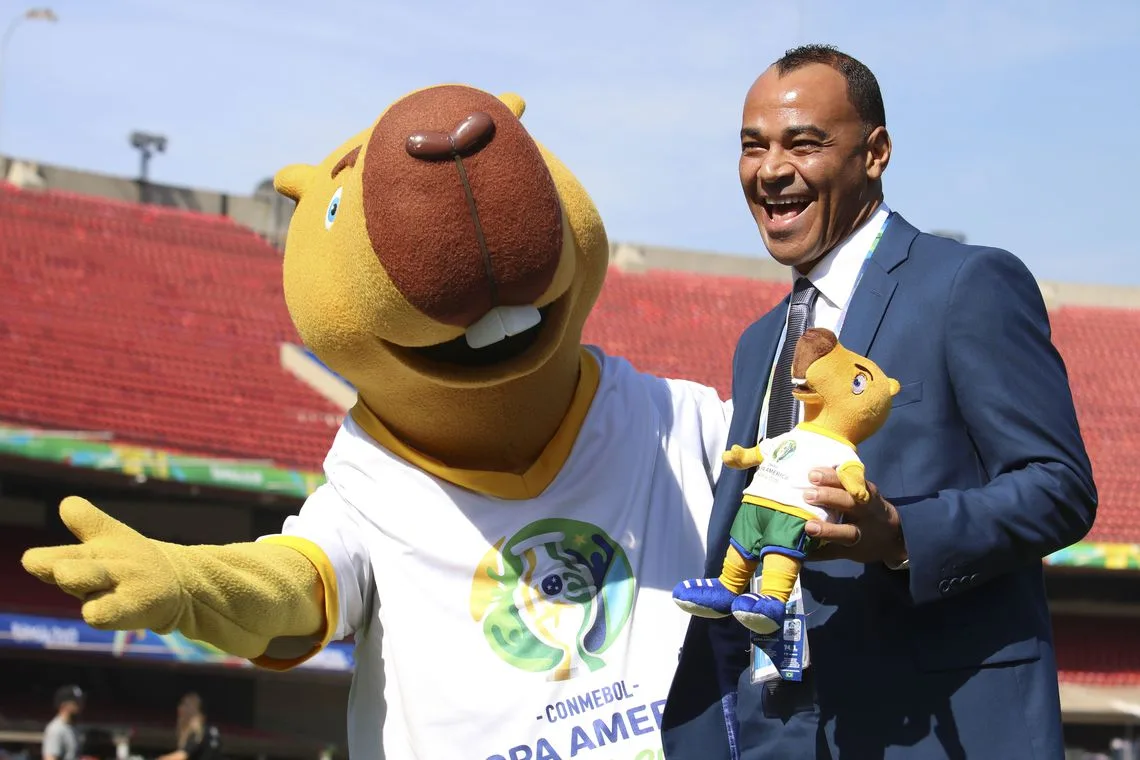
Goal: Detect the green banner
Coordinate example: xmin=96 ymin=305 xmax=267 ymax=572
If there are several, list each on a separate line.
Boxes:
xmin=0 ymin=424 xmax=325 ymax=498
xmin=1043 ymin=541 xmax=1140 ymax=570
xmin=1 ymin=423 xmax=1136 ymax=571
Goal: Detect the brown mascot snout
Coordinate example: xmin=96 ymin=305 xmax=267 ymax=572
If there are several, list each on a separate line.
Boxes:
xmin=362 ymin=86 xmax=564 ymax=329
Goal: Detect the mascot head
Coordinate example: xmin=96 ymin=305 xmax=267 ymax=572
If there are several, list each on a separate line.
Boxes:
xmin=272 ymin=85 xmax=609 ymax=399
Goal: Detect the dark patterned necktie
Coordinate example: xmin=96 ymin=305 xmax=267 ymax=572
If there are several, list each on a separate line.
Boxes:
xmin=765 ymin=278 xmax=819 ymax=440
xmin=757 ymin=277 xmax=819 ymax=695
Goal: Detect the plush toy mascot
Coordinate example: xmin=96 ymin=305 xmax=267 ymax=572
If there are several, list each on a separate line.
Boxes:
xmin=22 ymin=84 xmax=732 ymax=760
xmin=672 ymin=327 xmax=898 ymax=637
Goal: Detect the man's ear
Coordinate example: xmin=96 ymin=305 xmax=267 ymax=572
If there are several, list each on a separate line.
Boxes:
xmin=274 ymin=164 xmax=317 ymax=202
xmin=497 ymin=93 xmax=526 ymax=119
xmin=865 ymin=126 xmax=891 ymax=181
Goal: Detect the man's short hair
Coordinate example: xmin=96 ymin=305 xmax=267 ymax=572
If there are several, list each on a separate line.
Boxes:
xmin=773 ymin=44 xmax=886 ymax=132
xmin=54 ymin=684 xmax=84 ymax=709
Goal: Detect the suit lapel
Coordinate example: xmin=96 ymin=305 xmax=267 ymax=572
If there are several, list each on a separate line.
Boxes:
xmin=838 ymin=212 xmax=918 ymax=357
xmin=838 ymin=263 xmax=896 ymax=357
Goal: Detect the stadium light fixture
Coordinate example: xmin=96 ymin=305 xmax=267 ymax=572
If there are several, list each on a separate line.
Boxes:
xmin=0 ymin=7 xmax=59 ymax=155
xmin=129 ymin=130 xmax=168 ymax=183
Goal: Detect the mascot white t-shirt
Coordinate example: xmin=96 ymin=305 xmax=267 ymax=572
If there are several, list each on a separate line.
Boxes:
xmin=271 ymin=347 xmax=731 ymax=759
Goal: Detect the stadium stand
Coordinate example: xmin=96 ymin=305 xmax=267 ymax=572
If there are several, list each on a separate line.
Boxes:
xmin=1 ymin=175 xmax=1139 ymax=757
xmin=1054 ymin=615 xmax=1140 ymax=687
xmin=0 ymin=182 xmax=342 ymax=469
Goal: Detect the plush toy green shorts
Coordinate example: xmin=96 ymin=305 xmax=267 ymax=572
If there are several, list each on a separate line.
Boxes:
xmin=729 ymin=503 xmax=819 ymax=560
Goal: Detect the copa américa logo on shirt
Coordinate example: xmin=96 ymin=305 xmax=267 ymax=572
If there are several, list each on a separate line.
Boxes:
xmin=772 ymin=438 xmax=797 ymax=462
xmin=470 ymin=518 xmax=669 ymax=760
xmin=470 ymin=518 xmax=635 ymax=681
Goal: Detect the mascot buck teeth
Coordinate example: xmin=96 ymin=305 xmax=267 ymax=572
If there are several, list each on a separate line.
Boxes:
xmin=22 ymin=84 xmax=735 ymax=759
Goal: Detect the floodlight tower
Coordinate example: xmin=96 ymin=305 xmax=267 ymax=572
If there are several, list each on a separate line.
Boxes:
xmin=130 ymin=131 xmax=167 ymax=183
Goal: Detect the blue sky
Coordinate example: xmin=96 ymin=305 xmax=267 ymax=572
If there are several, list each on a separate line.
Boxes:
xmin=3 ymin=0 xmax=1138 ymax=285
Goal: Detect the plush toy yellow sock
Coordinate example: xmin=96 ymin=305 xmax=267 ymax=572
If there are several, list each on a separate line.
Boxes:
xmin=21 ymin=497 xmax=329 ymax=660
xmin=719 ymin=544 xmax=759 ymax=594
xmin=758 ymin=553 xmax=800 ymax=603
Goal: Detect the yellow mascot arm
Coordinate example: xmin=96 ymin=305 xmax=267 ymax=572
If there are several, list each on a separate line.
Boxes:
xmin=20 ymin=497 xmax=331 ymax=662
xmin=836 ymin=460 xmax=871 ymax=505
xmin=723 ymin=444 xmax=764 ymax=470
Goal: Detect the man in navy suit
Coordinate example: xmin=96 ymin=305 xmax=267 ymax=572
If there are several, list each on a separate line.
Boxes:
xmin=662 ymin=44 xmax=1097 ymax=759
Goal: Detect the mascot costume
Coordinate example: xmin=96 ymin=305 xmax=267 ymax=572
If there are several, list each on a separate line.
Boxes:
xmin=22 ymin=84 xmax=732 ymax=760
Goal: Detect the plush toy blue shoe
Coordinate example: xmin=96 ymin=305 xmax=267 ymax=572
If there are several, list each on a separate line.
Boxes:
xmin=672 ymin=577 xmax=737 ymax=619
xmin=731 ymin=593 xmax=787 ymax=635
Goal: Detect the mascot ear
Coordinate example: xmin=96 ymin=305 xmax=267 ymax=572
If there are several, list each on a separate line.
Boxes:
xmin=274 ymin=163 xmax=317 ymax=202
xmin=497 ymin=93 xmax=526 ymax=119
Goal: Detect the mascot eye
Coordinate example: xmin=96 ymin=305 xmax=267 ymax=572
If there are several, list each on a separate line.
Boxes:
xmin=324 ymin=186 xmax=343 ymax=230
xmin=540 ymin=574 xmax=564 ymax=596
xmin=852 ymin=373 xmax=867 ymax=395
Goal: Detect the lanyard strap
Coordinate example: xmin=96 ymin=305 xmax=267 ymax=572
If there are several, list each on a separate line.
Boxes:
xmin=834 ymin=213 xmax=891 ymax=334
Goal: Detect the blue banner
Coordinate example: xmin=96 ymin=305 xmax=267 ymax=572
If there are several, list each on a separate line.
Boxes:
xmin=0 ymin=612 xmax=355 ymax=673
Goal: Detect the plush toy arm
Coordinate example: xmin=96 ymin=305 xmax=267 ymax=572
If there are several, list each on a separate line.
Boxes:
xmin=21 ymin=497 xmax=326 ymax=660
xmin=836 ymin=460 xmax=870 ymax=505
xmin=723 ymin=444 xmax=764 ymax=470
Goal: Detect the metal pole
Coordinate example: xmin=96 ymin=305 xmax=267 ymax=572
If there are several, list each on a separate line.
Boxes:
xmin=0 ymin=16 xmax=28 ymax=155
xmin=0 ymin=9 xmax=58 ymax=156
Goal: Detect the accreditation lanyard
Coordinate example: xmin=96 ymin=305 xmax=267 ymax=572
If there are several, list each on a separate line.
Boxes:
xmin=755 ymin=214 xmax=892 ymax=442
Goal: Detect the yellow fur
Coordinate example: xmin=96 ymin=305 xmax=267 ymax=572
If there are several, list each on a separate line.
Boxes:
xmin=758 ymin=553 xmax=800 ymax=603
xmin=723 ymin=443 xmax=763 ymax=469
xmin=720 ymin=545 xmax=758 ymax=594
xmin=795 ymin=341 xmax=900 ymax=447
xmin=21 ymin=497 xmax=327 ymax=660
xmin=275 ymin=87 xmax=610 ymax=469
xmin=22 ymin=84 xmax=618 ymax=664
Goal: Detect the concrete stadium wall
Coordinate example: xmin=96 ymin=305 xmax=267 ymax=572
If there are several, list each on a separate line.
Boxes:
xmin=1 ymin=154 xmax=294 ymax=249
xmin=5 ymin=153 xmax=1138 ymax=311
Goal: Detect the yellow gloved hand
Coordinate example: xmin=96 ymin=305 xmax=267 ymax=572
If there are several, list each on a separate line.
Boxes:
xmin=21 ymin=496 xmax=326 ymax=660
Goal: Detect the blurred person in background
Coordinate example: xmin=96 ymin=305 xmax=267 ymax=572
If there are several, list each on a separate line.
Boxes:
xmin=42 ymin=685 xmax=83 ymax=760
xmin=156 ymin=694 xmax=221 ymax=760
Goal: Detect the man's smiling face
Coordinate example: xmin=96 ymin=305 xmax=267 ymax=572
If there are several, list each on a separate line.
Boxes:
xmin=738 ymin=62 xmax=890 ymax=273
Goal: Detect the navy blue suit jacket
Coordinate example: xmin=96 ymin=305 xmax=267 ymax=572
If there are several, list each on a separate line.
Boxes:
xmin=662 ymin=213 xmax=1097 ymax=760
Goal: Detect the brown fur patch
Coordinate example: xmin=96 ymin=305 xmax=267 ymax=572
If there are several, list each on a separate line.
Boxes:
xmin=792 ymin=327 xmax=838 ymax=378
xmin=361 ymin=85 xmax=563 ymax=328
xmin=331 ymin=146 xmax=360 ymax=179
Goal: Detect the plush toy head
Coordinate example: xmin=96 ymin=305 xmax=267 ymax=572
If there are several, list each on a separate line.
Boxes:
xmin=790 ymin=327 xmax=899 ymax=444
xmin=272 ymin=85 xmax=609 ymax=398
